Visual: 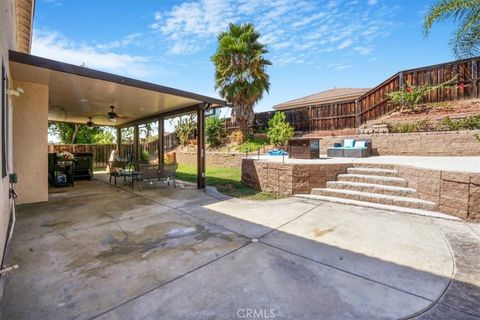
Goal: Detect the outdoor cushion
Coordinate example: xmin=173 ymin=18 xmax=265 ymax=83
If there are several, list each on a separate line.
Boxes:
xmin=343 ymin=139 xmax=355 ymax=149
xmin=354 ymin=141 xmax=367 ymax=149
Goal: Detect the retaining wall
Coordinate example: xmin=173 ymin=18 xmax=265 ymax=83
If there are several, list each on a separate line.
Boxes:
xmin=305 ymin=130 xmax=480 ymax=156
xmin=176 ymin=151 xmax=245 ymax=168
xmin=241 ymin=158 xmax=480 ymax=222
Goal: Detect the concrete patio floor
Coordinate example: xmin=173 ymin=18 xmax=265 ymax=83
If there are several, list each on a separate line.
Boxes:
xmin=1 ymin=178 xmax=479 ymax=320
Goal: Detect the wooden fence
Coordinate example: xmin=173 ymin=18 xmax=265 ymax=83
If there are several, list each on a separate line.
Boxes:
xmin=225 ymin=56 xmax=480 ymax=133
xmin=50 ymin=133 xmax=177 ymax=167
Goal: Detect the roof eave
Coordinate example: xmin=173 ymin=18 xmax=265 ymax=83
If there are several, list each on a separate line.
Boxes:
xmin=9 ymin=50 xmax=228 ymax=107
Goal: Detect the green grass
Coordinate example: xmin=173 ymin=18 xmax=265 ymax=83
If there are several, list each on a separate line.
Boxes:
xmin=176 ymin=163 xmax=284 ymax=200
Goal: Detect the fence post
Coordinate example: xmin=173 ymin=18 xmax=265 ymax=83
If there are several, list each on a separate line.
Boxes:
xmin=355 ymin=99 xmax=361 ymax=128
xmin=399 ymin=72 xmax=405 ymax=108
xmin=472 ymin=60 xmax=478 ymax=98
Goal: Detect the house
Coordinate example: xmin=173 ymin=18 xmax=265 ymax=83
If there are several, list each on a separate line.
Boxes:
xmin=0 ymin=0 xmax=224 ymax=294
xmin=273 ymin=88 xmax=370 ymax=111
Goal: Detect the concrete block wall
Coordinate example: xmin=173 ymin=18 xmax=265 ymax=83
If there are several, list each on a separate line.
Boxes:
xmin=312 ymin=130 xmax=480 ymax=156
xmin=176 ymin=151 xmax=245 ymax=168
xmin=396 ymin=165 xmax=480 ymax=221
xmin=242 ymin=159 xmax=480 ymax=222
xmin=241 ymin=159 xmax=350 ymax=195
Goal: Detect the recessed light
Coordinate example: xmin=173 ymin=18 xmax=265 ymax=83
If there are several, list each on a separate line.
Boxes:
xmin=80 ymin=99 xmax=88 ymax=102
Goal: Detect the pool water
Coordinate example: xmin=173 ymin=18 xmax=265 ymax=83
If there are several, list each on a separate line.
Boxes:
xmin=267 ymin=149 xmax=288 ymax=156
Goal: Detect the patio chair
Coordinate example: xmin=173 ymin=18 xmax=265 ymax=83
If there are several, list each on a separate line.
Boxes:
xmin=159 ymin=163 xmax=178 ymax=188
xmin=137 ymin=164 xmax=161 ymax=191
xmin=108 ymin=160 xmax=128 ymax=184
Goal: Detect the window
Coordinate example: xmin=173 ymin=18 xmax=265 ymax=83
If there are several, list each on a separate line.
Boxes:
xmin=1 ymin=63 xmax=7 ymax=178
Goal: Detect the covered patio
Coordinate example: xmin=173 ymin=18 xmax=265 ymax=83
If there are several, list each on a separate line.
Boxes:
xmin=9 ymin=50 xmax=226 ymax=202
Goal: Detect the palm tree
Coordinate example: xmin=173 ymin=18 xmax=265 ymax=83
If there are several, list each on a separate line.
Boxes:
xmin=424 ymin=0 xmax=480 ymax=58
xmin=211 ymin=23 xmax=271 ymax=139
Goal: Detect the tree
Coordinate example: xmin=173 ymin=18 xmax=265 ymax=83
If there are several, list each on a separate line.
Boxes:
xmin=424 ymin=0 xmax=480 ymax=58
xmin=48 ymin=121 xmax=115 ymax=144
xmin=267 ymin=112 xmax=294 ymax=146
xmin=211 ymin=23 xmax=271 ymax=141
xmin=174 ymin=115 xmax=197 ymax=146
xmin=205 ymin=116 xmax=227 ymax=147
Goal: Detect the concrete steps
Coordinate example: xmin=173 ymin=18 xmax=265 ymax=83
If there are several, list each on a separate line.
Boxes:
xmin=295 ymin=194 xmax=458 ymax=221
xmin=324 ymin=181 xmax=417 ymax=198
xmin=347 ymin=167 xmax=399 ymax=177
xmin=304 ymin=165 xmax=441 ymax=213
xmin=352 ymin=163 xmax=395 ymax=170
xmin=337 ymin=174 xmax=408 ymax=187
xmin=311 ymin=188 xmax=437 ymax=211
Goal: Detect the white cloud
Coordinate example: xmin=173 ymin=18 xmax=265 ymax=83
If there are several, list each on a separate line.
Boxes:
xmin=152 ymin=0 xmax=396 ymax=58
xmin=31 ymin=30 xmax=168 ymax=79
xmin=96 ymin=33 xmax=143 ymax=50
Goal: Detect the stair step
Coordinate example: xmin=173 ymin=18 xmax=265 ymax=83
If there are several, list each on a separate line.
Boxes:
xmin=311 ymin=188 xmax=437 ymax=210
xmin=352 ymin=163 xmax=395 ymax=170
xmin=295 ymin=194 xmax=459 ymax=221
xmin=337 ymin=174 xmax=408 ymax=187
xmin=347 ymin=167 xmax=399 ymax=177
xmin=325 ymin=181 xmax=417 ymax=197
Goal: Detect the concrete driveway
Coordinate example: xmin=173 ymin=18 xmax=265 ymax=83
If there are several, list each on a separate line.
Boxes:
xmin=2 ymin=179 xmax=479 ymax=320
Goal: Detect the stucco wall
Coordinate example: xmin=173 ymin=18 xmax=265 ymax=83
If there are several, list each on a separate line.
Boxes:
xmin=12 ymin=81 xmax=49 ymax=204
xmin=0 ymin=0 xmax=19 ymax=296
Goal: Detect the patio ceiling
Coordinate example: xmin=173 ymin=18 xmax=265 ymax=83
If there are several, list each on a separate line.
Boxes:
xmin=9 ymin=51 xmax=226 ymax=126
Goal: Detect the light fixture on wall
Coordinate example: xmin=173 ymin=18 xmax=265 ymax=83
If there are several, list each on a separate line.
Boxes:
xmin=7 ymin=87 xmax=25 ymax=97
xmin=86 ymin=117 xmax=95 ymax=129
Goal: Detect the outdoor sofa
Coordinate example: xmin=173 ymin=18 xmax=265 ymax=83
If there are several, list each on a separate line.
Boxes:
xmin=326 ymin=139 xmax=372 ymax=158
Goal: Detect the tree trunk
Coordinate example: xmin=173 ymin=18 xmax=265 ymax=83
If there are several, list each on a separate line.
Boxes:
xmin=71 ymin=124 xmax=80 ymax=144
xmin=233 ymin=104 xmax=254 ymax=141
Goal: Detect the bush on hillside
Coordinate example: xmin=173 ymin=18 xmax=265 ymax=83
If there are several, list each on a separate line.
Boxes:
xmin=175 ymin=115 xmax=196 ymax=145
xmin=205 ymin=116 xmax=227 ymax=146
xmin=267 ymin=112 xmax=294 ymax=146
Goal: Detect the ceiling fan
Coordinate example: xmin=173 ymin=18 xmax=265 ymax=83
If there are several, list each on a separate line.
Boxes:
xmin=86 ymin=117 xmax=95 ymax=129
xmin=92 ymin=105 xmax=129 ymax=123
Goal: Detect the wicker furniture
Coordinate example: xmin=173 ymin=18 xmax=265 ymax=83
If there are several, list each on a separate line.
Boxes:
xmin=137 ymin=163 xmax=178 ymax=191
xmin=327 ymin=139 xmax=372 ymax=158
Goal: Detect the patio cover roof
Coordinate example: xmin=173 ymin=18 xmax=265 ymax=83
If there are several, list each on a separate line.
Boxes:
xmin=9 ymin=50 xmax=227 ymax=126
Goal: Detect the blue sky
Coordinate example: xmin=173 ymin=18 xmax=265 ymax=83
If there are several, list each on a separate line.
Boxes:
xmin=33 ymin=0 xmax=456 ymax=113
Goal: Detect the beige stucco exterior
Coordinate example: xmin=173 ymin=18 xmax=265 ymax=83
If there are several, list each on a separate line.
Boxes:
xmin=12 ymin=80 xmax=49 ymax=204
xmin=0 ymin=0 xmax=26 ymax=296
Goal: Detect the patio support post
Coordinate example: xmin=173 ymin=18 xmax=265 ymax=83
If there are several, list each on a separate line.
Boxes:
xmin=116 ymin=127 xmax=121 ymax=155
xmin=134 ymin=124 xmax=140 ymax=161
xmin=197 ymin=104 xmax=206 ymax=189
xmin=158 ymin=117 xmax=164 ymax=165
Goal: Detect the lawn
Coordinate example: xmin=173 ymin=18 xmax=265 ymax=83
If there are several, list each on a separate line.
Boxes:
xmin=176 ymin=163 xmax=284 ymax=200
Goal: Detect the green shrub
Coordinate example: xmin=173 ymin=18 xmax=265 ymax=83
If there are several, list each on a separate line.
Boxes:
xmin=386 ymin=77 xmax=456 ymax=111
xmin=386 ymin=122 xmax=418 ymax=133
xmin=140 ymin=150 xmax=149 ymax=161
xmin=440 ymin=115 xmax=480 ymax=131
xmin=175 ymin=115 xmax=196 ymax=145
xmin=205 ymin=116 xmax=227 ymax=147
xmin=267 ymin=112 xmax=294 ymax=146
